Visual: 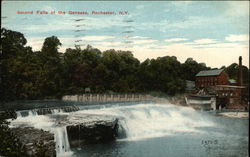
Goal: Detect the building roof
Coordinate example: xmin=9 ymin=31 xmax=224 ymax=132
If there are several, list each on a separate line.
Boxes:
xmin=229 ymin=79 xmax=237 ymax=84
xmin=196 ymin=69 xmax=224 ymax=77
xmin=185 ymin=80 xmax=195 ymax=83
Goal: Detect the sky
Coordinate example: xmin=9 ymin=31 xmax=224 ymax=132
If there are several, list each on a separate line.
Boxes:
xmin=1 ymin=1 xmax=249 ymax=68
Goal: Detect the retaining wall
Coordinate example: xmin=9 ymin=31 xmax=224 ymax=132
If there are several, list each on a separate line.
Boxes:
xmin=62 ymin=94 xmax=153 ymax=102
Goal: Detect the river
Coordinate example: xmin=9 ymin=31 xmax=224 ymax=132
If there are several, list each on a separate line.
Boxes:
xmin=9 ymin=102 xmax=249 ymax=157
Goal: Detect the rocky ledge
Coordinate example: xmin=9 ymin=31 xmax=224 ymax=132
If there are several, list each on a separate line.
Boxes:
xmin=63 ymin=114 xmax=119 ymax=148
xmin=10 ymin=127 xmax=56 ymax=157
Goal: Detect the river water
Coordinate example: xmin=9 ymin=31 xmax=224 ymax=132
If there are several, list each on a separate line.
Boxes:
xmin=9 ymin=102 xmax=249 ymax=157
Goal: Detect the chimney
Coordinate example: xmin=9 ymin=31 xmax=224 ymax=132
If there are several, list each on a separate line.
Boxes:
xmin=238 ymin=56 xmax=243 ymax=86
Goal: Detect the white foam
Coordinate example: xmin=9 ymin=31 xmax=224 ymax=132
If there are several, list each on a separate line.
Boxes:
xmin=16 ymin=110 xmax=38 ymax=118
xmin=11 ymin=113 xmax=73 ymax=156
xmin=54 ymin=126 xmax=73 ymax=156
xmin=10 ymin=115 xmax=54 ymax=131
xmin=75 ymin=103 xmax=216 ymax=141
xmin=10 ymin=103 xmax=218 ymax=155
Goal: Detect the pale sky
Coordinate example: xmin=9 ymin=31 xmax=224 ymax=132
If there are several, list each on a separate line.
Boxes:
xmin=1 ymin=1 xmax=249 ymax=68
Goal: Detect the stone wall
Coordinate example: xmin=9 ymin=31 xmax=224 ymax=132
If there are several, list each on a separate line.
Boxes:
xmin=62 ymin=94 xmax=153 ymax=103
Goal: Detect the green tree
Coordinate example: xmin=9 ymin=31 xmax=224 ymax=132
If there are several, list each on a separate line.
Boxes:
xmin=1 ymin=28 xmax=218 ymax=100
xmin=225 ymin=63 xmax=249 ymax=86
xmin=181 ymin=58 xmax=209 ymax=81
xmin=1 ymin=28 xmax=36 ymax=100
xmin=36 ymin=36 xmax=63 ymax=98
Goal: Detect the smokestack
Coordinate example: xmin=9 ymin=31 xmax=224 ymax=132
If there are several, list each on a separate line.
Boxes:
xmin=238 ymin=56 xmax=243 ymax=86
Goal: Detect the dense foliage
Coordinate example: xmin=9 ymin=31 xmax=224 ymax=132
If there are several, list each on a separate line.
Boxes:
xmin=0 ymin=112 xmax=27 ymax=156
xmin=223 ymin=63 xmax=249 ymax=85
xmin=0 ymin=28 xmax=249 ymax=101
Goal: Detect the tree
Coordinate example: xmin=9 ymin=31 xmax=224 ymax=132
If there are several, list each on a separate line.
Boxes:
xmin=36 ymin=36 xmax=63 ymax=98
xmin=225 ymin=63 xmax=249 ymax=86
xmin=0 ymin=28 xmax=35 ymax=100
xmin=92 ymin=63 xmax=109 ymax=93
xmin=1 ymin=28 xmax=217 ymax=100
xmin=41 ymin=36 xmax=61 ymax=54
xmin=181 ymin=58 xmax=209 ymax=81
xmin=137 ymin=56 xmax=186 ymax=95
xmin=81 ymin=45 xmax=101 ymax=67
xmin=1 ymin=28 xmax=27 ymax=59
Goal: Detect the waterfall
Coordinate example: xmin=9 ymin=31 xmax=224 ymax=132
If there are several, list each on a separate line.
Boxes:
xmin=28 ymin=110 xmax=38 ymax=116
xmin=11 ymin=102 xmax=218 ymax=156
xmin=54 ymin=126 xmax=72 ymax=156
xmin=16 ymin=108 xmax=66 ymax=118
xmin=75 ymin=103 xmax=216 ymax=141
xmin=16 ymin=110 xmax=38 ymax=118
xmin=16 ymin=111 xmax=22 ymax=118
xmin=12 ymin=109 xmax=72 ymax=156
xmin=52 ymin=109 xmax=63 ymax=114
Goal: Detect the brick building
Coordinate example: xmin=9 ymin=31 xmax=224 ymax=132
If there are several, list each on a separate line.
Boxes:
xmin=194 ymin=56 xmax=248 ymax=110
xmin=195 ymin=69 xmax=229 ymax=88
xmin=214 ymin=85 xmax=247 ymax=110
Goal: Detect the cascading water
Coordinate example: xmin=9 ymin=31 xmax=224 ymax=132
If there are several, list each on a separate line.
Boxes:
xmin=16 ymin=111 xmax=22 ymax=118
xmin=75 ymin=103 xmax=216 ymax=141
xmin=54 ymin=127 xmax=72 ymax=156
xmin=28 ymin=110 xmax=38 ymax=116
xmin=9 ymin=103 xmax=248 ymax=157
xmin=16 ymin=110 xmax=38 ymax=118
xmin=12 ymin=108 xmax=73 ymax=156
xmin=13 ymin=103 xmax=214 ymax=154
xmin=16 ymin=108 xmax=64 ymax=118
xmin=52 ymin=109 xmax=63 ymax=114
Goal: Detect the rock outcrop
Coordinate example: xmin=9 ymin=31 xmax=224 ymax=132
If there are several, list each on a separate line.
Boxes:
xmin=10 ymin=127 xmax=56 ymax=157
xmin=64 ymin=114 xmax=119 ymax=148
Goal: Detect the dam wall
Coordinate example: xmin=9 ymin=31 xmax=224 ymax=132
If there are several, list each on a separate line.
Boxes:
xmin=62 ymin=94 xmax=153 ymax=103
